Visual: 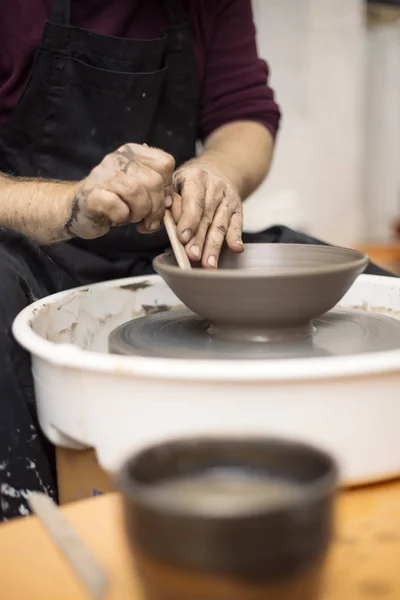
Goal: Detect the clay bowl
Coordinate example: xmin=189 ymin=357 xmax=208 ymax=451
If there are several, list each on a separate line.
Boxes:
xmin=116 ymin=436 xmax=338 ymax=600
xmin=153 ymin=243 xmax=368 ymax=342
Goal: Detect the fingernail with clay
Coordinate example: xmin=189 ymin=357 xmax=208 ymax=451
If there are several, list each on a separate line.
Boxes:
xmin=237 ymin=239 xmax=244 ymax=247
xmin=181 ymin=229 xmax=192 ymax=243
xmin=150 ymin=220 xmax=161 ymax=231
xmin=190 ymin=244 xmax=201 ymax=259
xmin=165 ymin=196 xmax=173 ymax=208
xmin=207 ymin=255 xmax=217 ymax=268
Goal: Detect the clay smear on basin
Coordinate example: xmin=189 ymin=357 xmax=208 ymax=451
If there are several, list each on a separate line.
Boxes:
xmin=118 ymin=281 xmax=152 ymax=292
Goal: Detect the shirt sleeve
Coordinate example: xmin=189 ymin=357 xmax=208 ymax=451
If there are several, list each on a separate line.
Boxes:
xmin=199 ymin=0 xmax=281 ymax=142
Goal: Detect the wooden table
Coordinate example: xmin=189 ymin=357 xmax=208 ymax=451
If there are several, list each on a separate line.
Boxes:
xmin=355 ymin=242 xmax=400 ymax=276
xmin=0 ymin=483 xmax=399 ymax=599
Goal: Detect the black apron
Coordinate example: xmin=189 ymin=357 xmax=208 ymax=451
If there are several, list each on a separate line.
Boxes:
xmin=0 ymin=0 xmax=199 ymax=520
xmin=0 ymin=0 xmax=198 ymax=282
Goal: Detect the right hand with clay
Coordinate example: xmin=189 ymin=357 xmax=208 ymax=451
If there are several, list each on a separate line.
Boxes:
xmin=64 ymin=143 xmax=175 ymax=239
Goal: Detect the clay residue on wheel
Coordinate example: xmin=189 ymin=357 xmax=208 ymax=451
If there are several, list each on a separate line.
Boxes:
xmin=351 ymin=303 xmax=400 ymax=318
xmin=98 ymin=313 xmax=114 ymax=325
xmin=118 ymin=281 xmax=152 ymax=292
xmin=141 ymin=304 xmax=173 ymax=315
xmin=82 ymin=330 xmax=96 ymax=350
xmin=58 ymin=321 xmax=78 ymax=342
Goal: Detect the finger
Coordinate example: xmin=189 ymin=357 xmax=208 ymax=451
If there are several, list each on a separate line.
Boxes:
xmin=136 ymin=221 xmax=158 ymax=234
xmin=201 ymin=201 xmax=233 ymax=268
xmin=85 ymin=188 xmax=130 ymax=225
xmin=184 ymin=183 xmax=225 ymax=262
xmin=170 ymin=192 xmax=183 ymax=223
xmin=114 ymin=164 xmax=164 ymax=231
xmin=126 ymin=143 xmax=175 ymax=187
xmin=133 ymin=165 xmax=165 ymax=231
xmin=132 ymin=144 xmax=157 ymax=234
xmin=164 ymin=184 xmax=173 ymax=208
xmin=174 ymin=169 xmax=207 ymax=243
xmin=73 ymin=188 xmax=129 ymax=239
xmin=105 ymin=174 xmax=151 ymax=223
xmin=226 ymin=210 xmax=245 ymax=253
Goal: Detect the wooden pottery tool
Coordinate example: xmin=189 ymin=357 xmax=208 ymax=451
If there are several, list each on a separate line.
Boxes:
xmin=163 ymin=208 xmax=192 ymax=270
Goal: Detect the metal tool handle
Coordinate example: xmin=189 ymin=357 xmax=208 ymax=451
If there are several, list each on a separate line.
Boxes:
xmin=29 ymin=493 xmax=109 ymax=600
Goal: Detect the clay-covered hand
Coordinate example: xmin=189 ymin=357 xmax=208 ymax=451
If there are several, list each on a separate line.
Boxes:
xmin=64 ymin=143 xmax=175 ymax=239
xmin=172 ymin=163 xmax=244 ymax=268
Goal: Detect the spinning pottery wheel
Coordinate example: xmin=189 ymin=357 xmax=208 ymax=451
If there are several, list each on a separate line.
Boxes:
xmin=153 ymin=244 xmax=368 ymax=343
xmin=110 ymin=243 xmax=370 ymax=355
xmin=108 ymin=307 xmax=400 ymax=360
xmin=11 ymin=244 xmax=400 ymax=486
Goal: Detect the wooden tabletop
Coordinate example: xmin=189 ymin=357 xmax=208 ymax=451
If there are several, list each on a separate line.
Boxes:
xmin=354 ymin=242 xmax=400 ymax=276
xmin=0 ymin=482 xmax=399 ymax=599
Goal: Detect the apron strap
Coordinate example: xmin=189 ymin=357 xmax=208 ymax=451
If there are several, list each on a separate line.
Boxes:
xmin=162 ymin=0 xmax=185 ymax=25
xmin=51 ymin=0 xmax=70 ymax=26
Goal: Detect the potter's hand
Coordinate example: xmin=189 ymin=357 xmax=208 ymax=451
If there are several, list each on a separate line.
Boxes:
xmin=64 ymin=143 xmax=175 ymax=239
xmin=172 ymin=163 xmax=244 ymax=269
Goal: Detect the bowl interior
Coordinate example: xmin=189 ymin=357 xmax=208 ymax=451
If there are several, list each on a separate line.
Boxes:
xmin=154 ymin=244 xmax=368 ymax=277
xmin=118 ymin=436 xmax=337 ymax=517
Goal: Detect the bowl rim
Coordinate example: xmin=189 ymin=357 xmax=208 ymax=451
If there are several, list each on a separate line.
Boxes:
xmin=116 ymin=436 xmax=339 ymax=521
xmin=153 ymin=244 xmax=369 ymax=279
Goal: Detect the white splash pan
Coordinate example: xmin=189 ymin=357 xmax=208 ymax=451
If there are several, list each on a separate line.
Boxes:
xmin=12 ymin=273 xmax=400 ymax=486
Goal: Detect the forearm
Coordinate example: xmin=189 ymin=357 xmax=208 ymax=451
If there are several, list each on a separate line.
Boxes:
xmin=188 ymin=121 xmax=275 ymax=200
xmin=0 ymin=173 xmax=78 ymax=244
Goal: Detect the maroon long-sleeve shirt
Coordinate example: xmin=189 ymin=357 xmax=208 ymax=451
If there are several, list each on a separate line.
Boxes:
xmin=0 ymin=0 xmax=280 ymax=141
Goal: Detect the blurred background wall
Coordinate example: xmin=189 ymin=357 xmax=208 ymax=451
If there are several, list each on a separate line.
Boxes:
xmin=244 ymin=0 xmax=400 ymax=246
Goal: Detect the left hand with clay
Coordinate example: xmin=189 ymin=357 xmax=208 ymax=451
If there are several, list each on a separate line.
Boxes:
xmin=171 ymin=163 xmax=244 ymax=269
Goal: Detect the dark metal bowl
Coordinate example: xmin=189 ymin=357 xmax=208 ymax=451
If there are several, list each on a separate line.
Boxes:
xmin=116 ymin=436 xmax=338 ymax=600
